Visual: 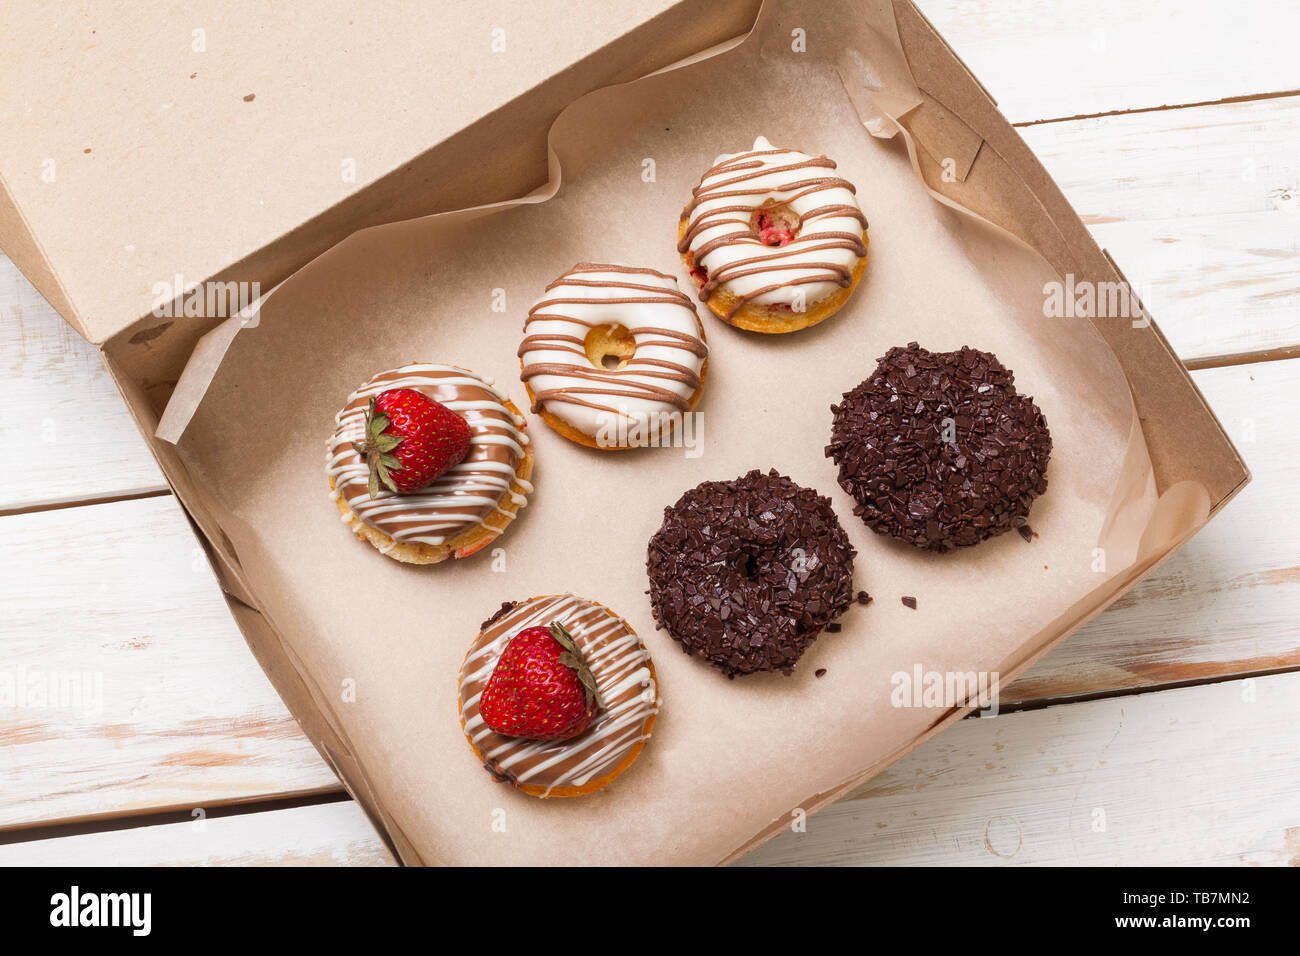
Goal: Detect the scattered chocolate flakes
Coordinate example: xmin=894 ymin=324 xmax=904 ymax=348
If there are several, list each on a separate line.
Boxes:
xmin=1014 ymin=517 xmax=1034 ymax=543
xmin=243 ymin=92 xmax=256 ymax=102
xmin=826 ymin=343 xmax=1052 ymax=552
xmin=826 ymin=622 xmax=842 ymax=633
xmin=815 ymin=668 xmax=827 ymax=678
xmin=646 ymin=469 xmax=857 ymax=677
xmin=901 ymin=596 xmax=917 ymax=610
xmin=855 ymin=590 xmax=873 ymax=606
xmin=479 ymin=600 xmax=518 ymax=632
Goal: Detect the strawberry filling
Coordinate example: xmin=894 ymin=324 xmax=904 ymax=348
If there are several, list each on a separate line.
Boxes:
xmin=686 ymin=252 xmax=708 ymax=284
xmin=754 ymin=209 xmax=795 ymax=247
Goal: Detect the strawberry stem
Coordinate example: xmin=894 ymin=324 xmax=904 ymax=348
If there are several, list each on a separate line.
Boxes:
xmin=550 ymin=621 xmax=603 ymax=711
xmin=353 ymin=397 xmax=405 ymax=498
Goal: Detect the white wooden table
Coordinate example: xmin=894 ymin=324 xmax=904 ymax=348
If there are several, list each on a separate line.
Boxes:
xmin=2 ymin=0 xmax=1298 ymax=866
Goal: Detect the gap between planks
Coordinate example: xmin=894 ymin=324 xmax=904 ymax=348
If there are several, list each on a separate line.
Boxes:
xmin=4 ymin=92 xmax=1299 ymax=515
xmin=0 ymin=355 xmax=1295 ymax=838
xmin=4 ymin=670 xmax=1297 ymax=866
xmin=1011 ymin=87 xmax=1300 ymax=128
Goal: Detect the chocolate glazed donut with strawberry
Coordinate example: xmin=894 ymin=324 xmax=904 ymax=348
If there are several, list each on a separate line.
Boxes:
xmin=326 ymin=364 xmax=535 ymax=564
xmin=458 ymin=594 xmax=659 ymax=797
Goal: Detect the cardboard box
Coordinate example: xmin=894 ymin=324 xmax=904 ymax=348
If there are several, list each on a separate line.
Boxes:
xmin=0 ymin=0 xmax=1249 ymax=864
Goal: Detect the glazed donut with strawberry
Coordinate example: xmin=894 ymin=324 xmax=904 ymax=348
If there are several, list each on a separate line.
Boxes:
xmin=520 ymin=263 xmax=708 ymax=450
xmin=679 ymin=135 xmax=870 ymax=333
xmin=326 ymin=364 xmax=534 ymax=564
xmin=458 ymin=593 xmax=659 ymax=797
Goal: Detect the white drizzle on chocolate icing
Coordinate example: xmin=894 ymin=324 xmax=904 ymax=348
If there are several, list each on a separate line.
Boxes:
xmin=679 ymin=136 xmax=868 ymax=318
xmin=519 ymin=263 xmax=707 ymax=441
xmin=326 ymin=364 xmax=531 ymax=547
xmin=459 ymin=594 xmax=658 ymax=796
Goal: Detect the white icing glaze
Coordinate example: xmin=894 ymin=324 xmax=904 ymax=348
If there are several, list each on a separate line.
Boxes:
xmin=459 ymin=594 xmax=658 ymax=796
xmin=520 ymin=264 xmax=707 ymax=441
xmin=325 ymin=364 xmax=531 ymax=547
xmin=681 ymin=135 xmax=868 ymax=313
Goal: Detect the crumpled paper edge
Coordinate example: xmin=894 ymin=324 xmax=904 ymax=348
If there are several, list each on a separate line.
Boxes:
xmin=153 ymin=0 xmax=1211 ymax=865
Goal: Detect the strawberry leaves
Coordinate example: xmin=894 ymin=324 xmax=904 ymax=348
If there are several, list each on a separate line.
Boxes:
xmin=550 ymin=621 xmax=603 ymax=711
xmin=353 ymin=397 xmax=406 ymax=498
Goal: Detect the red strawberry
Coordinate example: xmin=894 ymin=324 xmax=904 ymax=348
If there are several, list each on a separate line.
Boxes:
xmin=352 ymin=388 xmax=470 ymax=497
xmin=480 ymin=622 xmax=602 ymax=741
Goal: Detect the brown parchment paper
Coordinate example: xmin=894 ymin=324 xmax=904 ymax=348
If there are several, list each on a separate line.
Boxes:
xmin=166 ymin=0 xmax=1195 ymax=865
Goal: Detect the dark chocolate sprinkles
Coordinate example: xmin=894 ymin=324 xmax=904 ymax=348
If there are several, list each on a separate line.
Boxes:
xmin=826 ymin=343 xmax=1051 ymax=552
xmin=646 ymin=469 xmax=857 ymax=677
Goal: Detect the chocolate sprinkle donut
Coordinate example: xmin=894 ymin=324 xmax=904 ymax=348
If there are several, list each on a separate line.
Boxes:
xmin=646 ymin=469 xmax=857 ymax=677
xmin=826 ymin=343 xmax=1051 ymax=552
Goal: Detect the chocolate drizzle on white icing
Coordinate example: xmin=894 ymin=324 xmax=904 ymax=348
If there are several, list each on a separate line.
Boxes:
xmin=459 ymin=594 xmax=658 ymax=795
xmin=326 ymin=364 xmax=531 ymax=548
xmin=519 ymin=263 xmax=707 ymax=440
xmin=679 ymin=136 xmax=868 ymax=318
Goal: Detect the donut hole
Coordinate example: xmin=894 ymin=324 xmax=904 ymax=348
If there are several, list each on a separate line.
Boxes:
xmin=584 ymin=324 xmax=637 ymax=370
xmin=737 ymin=552 xmax=759 ymax=580
xmin=750 ymin=201 xmax=799 ymax=247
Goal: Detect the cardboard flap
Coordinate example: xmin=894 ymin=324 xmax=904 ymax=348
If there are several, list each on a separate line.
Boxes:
xmin=0 ymin=0 xmax=762 ymax=347
xmin=889 ymin=0 xmax=1248 ymax=506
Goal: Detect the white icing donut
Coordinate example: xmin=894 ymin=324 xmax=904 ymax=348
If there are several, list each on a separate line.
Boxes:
xmin=326 ymin=364 xmax=531 ymax=548
xmin=519 ymin=263 xmax=707 ymax=445
xmin=679 ymin=135 xmax=868 ymax=318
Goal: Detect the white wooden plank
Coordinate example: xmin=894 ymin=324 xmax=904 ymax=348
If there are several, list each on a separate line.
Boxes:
xmin=919 ymin=0 xmax=1300 ymax=124
xmin=0 ymin=360 xmax=1292 ymax=831
xmin=741 ymin=671 xmax=1300 ymax=866
xmin=1021 ymin=95 xmax=1300 ymax=222
xmin=0 ymin=256 xmax=165 ymax=511
xmin=1022 ymin=95 xmax=1300 ymax=362
xmin=1009 ymin=358 xmax=1300 ymax=702
xmin=0 ymin=800 xmax=395 ymax=867
xmin=7 ymin=672 xmax=1295 ymax=866
xmin=0 ymin=494 xmax=337 ymax=829
xmin=3 ymin=97 xmax=1299 ymax=513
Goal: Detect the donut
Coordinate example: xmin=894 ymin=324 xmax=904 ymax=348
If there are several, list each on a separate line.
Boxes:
xmin=678 ymin=136 xmax=869 ymax=333
xmin=458 ymin=594 xmax=659 ymax=797
xmin=646 ymin=469 xmax=858 ymax=677
xmin=519 ymin=263 xmax=708 ymax=450
xmin=826 ymin=343 xmax=1052 ymax=552
xmin=326 ymin=364 xmax=534 ymax=564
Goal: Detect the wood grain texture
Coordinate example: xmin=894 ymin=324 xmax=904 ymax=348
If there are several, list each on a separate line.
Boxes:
xmin=0 ymin=359 xmax=1293 ymax=831
xmin=1022 ymin=95 xmax=1300 ymax=363
xmin=0 ymin=494 xmax=338 ymax=830
xmin=918 ymin=0 xmax=1300 ymax=123
xmin=2 ymin=96 xmax=1298 ymax=508
xmin=6 ymin=671 xmax=1296 ymax=866
xmin=0 ymin=800 xmax=395 ymax=867
xmin=1008 ymin=359 xmax=1300 ymax=703
xmin=2 ymin=0 xmax=1298 ymax=861
xmin=741 ymin=671 xmax=1300 ymax=865
xmin=0 ymin=257 xmax=165 ymax=511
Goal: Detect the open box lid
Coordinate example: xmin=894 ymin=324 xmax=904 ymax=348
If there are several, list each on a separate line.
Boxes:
xmin=0 ymin=0 xmax=1253 ymax=865
xmin=0 ymin=0 xmax=761 ymax=346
